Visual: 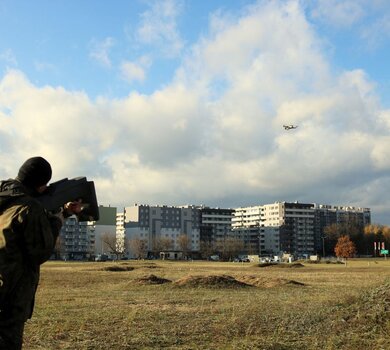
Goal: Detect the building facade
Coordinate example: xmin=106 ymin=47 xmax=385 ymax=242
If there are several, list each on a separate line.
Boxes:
xmin=232 ymin=205 xmax=281 ymax=255
xmin=313 ymin=204 xmax=371 ymax=254
xmin=58 ymin=205 xmax=116 ymax=260
xmin=122 ymin=204 xmax=201 ymax=258
xmin=200 ymin=207 xmax=234 ymax=244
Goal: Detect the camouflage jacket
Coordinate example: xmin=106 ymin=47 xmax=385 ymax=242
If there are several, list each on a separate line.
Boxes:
xmin=0 ymin=179 xmax=62 ymax=323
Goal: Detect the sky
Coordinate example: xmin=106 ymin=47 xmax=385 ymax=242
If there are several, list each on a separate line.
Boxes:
xmin=1 ymin=0 xmax=390 ymax=224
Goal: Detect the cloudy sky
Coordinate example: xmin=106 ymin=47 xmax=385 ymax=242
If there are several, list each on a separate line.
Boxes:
xmin=1 ymin=0 xmax=390 ymax=224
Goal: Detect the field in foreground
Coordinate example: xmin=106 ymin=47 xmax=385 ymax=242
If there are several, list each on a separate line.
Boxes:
xmin=24 ymin=259 xmax=390 ymax=350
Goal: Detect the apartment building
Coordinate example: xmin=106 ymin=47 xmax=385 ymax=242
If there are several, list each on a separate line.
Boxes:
xmin=59 ymin=201 xmax=371 ymax=260
xmin=232 ymin=202 xmax=371 ymax=257
xmin=278 ymin=202 xmax=315 ymax=256
xmin=313 ymin=204 xmax=371 ymax=253
xmin=232 ymin=205 xmax=280 ymax=255
xmin=121 ymin=204 xmax=201 ymax=258
xmin=58 ymin=205 xmax=116 ymax=260
xmin=200 ymin=207 xmax=234 ymax=243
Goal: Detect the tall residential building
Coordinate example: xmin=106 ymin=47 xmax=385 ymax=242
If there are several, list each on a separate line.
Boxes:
xmin=121 ymin=204 xmax=201 ymax=258
xmin=232 ymin=205 xmax=280 ymax=255
xmin=313 ymin=204 xmax=371 ymax=253
xmin=232 ymin=202 xmax=371 ymax=257
xmin=200 ymin=207 xmax=234 ymax=243
xmin=116 ymin=211 xmax=126 ymax=253
xmin=59 ymin=205 xmax=116 ymax=260
xmin=278 ymin=202 xmax=315 ymax=256
xmin=59 ymin=217 xmax=95 ymax=260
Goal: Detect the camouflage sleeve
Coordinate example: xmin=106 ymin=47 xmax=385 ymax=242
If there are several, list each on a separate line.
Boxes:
xmin=20 ymin=201 xmax=62 ymax=266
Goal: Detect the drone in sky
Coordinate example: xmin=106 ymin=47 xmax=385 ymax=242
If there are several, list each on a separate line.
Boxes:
xmin=283 ymin=124 xmax=298 ymax=130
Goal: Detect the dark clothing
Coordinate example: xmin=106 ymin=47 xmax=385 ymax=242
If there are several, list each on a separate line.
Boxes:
xmin=0 ymin=321 xmax=24 ymax=350
xmin=0 ymin=179 xmax=62 ymax=349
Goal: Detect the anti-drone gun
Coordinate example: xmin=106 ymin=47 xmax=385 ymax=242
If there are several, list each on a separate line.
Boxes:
xmin=37 ymin=177 xmax=99 ymax=222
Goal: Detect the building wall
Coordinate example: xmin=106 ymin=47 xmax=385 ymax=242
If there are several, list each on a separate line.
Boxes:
xmin=123 ymin=204 xmax=202 ymax=257
xmin=58 ymin=205 xmax=116 ymax=260
xmin=60 ymin=217 xmax=95 ymax=260
xmin=116 ymin=202 xmax=371 ymax=259
xmin=280 ymin=202 xmax=315 ymax=256
xmin=232 ymin=204 xmax=281 ymax=255
xmin=200 ymin=207 xmax=234 ymax=243
xmin=94 ymin=225 xmax=117 ymax=256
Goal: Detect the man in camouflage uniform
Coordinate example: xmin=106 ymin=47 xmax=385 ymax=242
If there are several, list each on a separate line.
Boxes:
xmin=0 ymin=157 xmax=80 ymax=349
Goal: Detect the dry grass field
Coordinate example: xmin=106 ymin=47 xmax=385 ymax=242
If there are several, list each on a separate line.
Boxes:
xmin=24 ymin=259 xmax=390 ymax=350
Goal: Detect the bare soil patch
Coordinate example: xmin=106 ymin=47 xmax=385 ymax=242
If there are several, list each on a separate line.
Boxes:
xmin=102 ymin=265 xmax=135 ymax=272
xmin=173 ymin=274 xmax=251 ymax=288
xmin=258 ymin=262 xmax=305 ymax=268
xmin=134 ymin=274 xmax=171 ymax=285
xmin=236 ymin=275 xmax=305 ymax=288
xmin=141 ymin=264 xmax=161 ymax=269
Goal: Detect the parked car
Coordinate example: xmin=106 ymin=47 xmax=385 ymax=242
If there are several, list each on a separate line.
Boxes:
xmin=95 ymin=254 xmax=109 ymax=262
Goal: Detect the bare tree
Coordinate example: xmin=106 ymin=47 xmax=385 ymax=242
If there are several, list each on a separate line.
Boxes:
xmin=200 ymin=240 xmax=215 ymax=259
xmin=101 ymin=232 xmax=123 ymax=260
xmin=151 ymin=236 xmax=173 ymax=254
xmin=129 ymin=237 xmax=148 ymax=259
xmin=217 ymin=237 xmax=244 ymax=261
xmin=177 ymin=234 xmax=191 ymax=259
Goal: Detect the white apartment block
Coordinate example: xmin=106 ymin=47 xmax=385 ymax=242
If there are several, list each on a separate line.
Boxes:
xmin=232 ymin=202 xmax=315 ymax=256
xmin=116 ymin=212 xmax=126 ymax=253
xmin=232 ymin=205 xmax=280 ymax=255
xmin=232 ymin=202 xmax=371 ymax=257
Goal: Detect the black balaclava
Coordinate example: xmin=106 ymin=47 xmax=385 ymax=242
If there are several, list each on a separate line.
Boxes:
xmin=16 ymin=156 xmax=52 ymax=189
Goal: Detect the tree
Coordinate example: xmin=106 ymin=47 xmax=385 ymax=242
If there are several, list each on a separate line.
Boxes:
xmin=128 ymin=237 xmax=148 ymax=259
xmin=323 ymin=223 xmax=341 ymax=255
xmin=101 ymin=232 xmax=124 ymax=260
xmin=200 ymin=240 xmax=216 ymax=259
xmin=334 ymin=235 xmax=356 ymax=261
xmin=177 ymin=234 xmax=191 ymax=259
xmin=216 ymin=237 xmax=244 ymax=261
xmin=324 ymin=222 xmax=364 ymax=255
xmin=151 ymin=236 xmax=173 ymax=254
xmin=363 ymin=224 xmax=390 ymax=256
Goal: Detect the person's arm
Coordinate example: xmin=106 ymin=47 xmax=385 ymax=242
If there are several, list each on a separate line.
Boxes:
xmin=21 ymin=201 xmax=62 ymax=266
xmin=21 ymin=200 xmax=83 ymax=266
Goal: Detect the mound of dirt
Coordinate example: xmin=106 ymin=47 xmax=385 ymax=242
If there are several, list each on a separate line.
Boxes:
xmin=258 ymin=262 xmax=305 ymax=268
xmin=102 ymin=265 xmax=135 ymax=272
xmin=141 ymin=264 xmax=161 ymax=269
xmin=236 ymin=275 xmax=305 ymax=288
xmin=173 ymin=275 xmax=251 ymax=289
xmin=258 ymin=262 xmax=279 ymax=268
xmin=134 ymin=274 xmax=171 ymax=285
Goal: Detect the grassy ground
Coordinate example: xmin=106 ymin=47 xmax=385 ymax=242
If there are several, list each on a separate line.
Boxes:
xmin=24 ymin=259 xmax=390 ymax=350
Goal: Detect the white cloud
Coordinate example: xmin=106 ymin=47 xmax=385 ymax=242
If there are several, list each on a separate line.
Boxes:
xmin=1 ymin=1 xmax=390 ymax=223
xmin=89 ymin=37 xmax=115 ymax=67
xmin=0 ymin=49 xmax=17 ymax=66
xmin=309 ymin=0 xmax=365 ymax=27
xmin=361 ymin=14 xmax=390 ymax=49
xmin=136 ymin=0 xmax=184 ymax=57
xmin=120 ymin=56 xmax=151 ymax=83
xmin=34 ymin=61 xmax=56 ymax=73
xmin=121 ymin=61 xmax=145 ymax=83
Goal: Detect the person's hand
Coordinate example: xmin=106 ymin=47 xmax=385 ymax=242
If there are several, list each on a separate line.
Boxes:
xmin=64 ymin=200 xmax=83 ymax=216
